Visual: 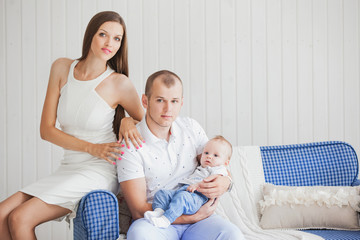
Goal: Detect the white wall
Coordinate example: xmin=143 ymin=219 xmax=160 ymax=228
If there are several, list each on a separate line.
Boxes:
xmin=1 ymin=0 xmax=359 ymax=239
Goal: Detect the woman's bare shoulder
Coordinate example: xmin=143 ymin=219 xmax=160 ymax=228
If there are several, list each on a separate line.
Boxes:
xmin=51 ymin=58 xmax=74 ymax=73
xmin=49 ymin=58 xmax=75 ymax=87
xmin=108 ymin=72 xmax=134 ymax=90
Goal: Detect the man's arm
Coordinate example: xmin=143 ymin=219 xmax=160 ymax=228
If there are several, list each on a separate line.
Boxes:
xmin=172 ymin=175 xmax=228 ymax=224
xmin=120 ymin=178 xmax=152 ymax=220
xmin=187 ymin=172 xmax=224 ymax=193
xmin=193 ymin=161 xmax=231 ymax=199
xmin=121 ymin=177 xmax=216 ymax=223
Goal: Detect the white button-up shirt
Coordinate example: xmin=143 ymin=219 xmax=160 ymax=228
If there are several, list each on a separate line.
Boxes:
xmin=117 ymin=116 xmax=208 ymax=202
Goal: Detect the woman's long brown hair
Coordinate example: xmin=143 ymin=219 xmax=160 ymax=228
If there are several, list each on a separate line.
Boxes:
xmin=78 ymin=11 xmax=128 ymax=140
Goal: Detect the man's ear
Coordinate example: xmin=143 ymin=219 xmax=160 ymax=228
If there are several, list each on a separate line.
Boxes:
xmin=142 ymin=94 xmax=148 ymax=109
xmin=181 ymin=97 xmax=184 ymax=107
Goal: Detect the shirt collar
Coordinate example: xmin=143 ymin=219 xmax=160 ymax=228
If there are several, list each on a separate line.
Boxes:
xmin=138 ymin=116 xmax=179 ymax=144
xmin=169 ymin=121 xmax=179 ymax=139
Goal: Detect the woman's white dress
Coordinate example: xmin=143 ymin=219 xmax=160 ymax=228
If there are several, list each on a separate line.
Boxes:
xmin=21 ymin=60 xmax=119 ymax=221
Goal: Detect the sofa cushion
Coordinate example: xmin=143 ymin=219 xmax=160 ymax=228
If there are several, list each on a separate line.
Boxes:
xmin=261 ymin=141 xmax=359 ymax=187
xmin=259 ymin=183 xmax=360 ymax=230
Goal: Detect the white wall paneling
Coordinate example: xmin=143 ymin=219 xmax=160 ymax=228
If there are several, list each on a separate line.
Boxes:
xmin=1 ymin=0 xmax=7 ymax=204
xmin=267 ymin=0 xmax=282 ymax=145
xmin=66 ymin=0 xmax=81 ymax=59
xmin=6 ymin=0 xmax=22 ymax=197
xmin=235 ymin=0 xmax=252 ymax=145
xmin=127 ymin=0 xmax=143 ymax=94
xmin=22 ymin=0 xmax=37 ymax=194
xmin=1 ymin=0 xmax=360 ymax=239
xmin=220 ymin=0 xmax=237 ymax=144
xmin=344 ymin=0 xmax=359 ymax=149
xmin=328 ymin=0 xmax=345 ymax=140
xmin=142 ymin=0 xmax=158 ymax=85
xmin=158 ymin=0 xmax=174 ymax=70
xmin=313 ymin=0 xmax=329 ymax=142
xmin=205 ymin=0 xmax=221 ymax=138
xmin=282 ymin=0 xmax=298 ymax=144
xmin=189 ymin=0 xmax=206 ymax=126
xmin=251 ymin=0 xmax=268 ymax=145
xmin=297 ymin=0 xmax=314 ymax=143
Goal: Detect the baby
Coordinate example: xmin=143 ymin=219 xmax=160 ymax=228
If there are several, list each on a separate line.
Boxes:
xmin=144 ymin=135 xmax=233 ymax=228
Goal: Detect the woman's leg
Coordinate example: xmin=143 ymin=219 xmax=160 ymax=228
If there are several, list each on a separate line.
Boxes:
xmin=0 ymin=192 xmax=32 ymax=240
xmin=8 ymin=196 xmax=71 ymax=240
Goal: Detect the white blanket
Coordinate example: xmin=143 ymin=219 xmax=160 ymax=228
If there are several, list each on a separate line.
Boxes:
xmin=215 ymin=146 xmax=324 ymax=240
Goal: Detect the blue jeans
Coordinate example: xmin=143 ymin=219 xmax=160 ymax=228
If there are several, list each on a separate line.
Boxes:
xmin=152 ymin=185 xmax=208 ymax=223
xmin=127 ymin=214 xmax=245 ymax=240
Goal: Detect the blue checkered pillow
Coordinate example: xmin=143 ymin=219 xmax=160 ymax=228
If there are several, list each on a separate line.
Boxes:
xmin=74 ymin=190 xmax=119 ymax=240
xmin=260 ymin=141 xmax=358 ymax=186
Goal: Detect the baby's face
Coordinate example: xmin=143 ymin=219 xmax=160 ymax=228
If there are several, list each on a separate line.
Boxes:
xmin=200 ymin=140 xmax=230 ymax=168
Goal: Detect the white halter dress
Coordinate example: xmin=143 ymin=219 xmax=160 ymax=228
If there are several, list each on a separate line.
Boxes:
xmin=21 ymin=60 xmax=119 ymax=221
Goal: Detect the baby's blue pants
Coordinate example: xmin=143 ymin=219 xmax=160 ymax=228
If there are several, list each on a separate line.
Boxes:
xmin=152 ymin=185 xmax=208 ymax=223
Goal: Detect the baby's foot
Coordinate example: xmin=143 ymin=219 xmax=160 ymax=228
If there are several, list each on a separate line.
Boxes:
xmin=154 ymin=208 xmax=165 ymax=215
xmin=150 ymin=215 xmax=171 ymax=228
xmin=144 ymin=208 xmax=164 ymax=221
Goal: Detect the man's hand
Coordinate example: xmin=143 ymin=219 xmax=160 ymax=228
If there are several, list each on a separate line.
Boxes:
xmin=187 ymin=183 xmax=200 ymax=193
xmin=173 ymin=198 xmax=218 ymax=224
xmin=197 ymin=175 xmax=230 ymax=198
xmin=192 ymin=198 xmax=218 ymax=222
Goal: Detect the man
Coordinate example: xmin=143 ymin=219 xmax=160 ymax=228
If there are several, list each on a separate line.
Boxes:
xmin=117 ymin=70 xmax=244 ymax=239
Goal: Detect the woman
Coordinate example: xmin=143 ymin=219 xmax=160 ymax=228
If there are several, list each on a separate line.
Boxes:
xmin=0 ymin=11 xmax=143 ymax=239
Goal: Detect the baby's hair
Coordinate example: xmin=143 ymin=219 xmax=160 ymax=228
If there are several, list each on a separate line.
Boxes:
xmin=211 ymin=135 xmax=233 ymax=159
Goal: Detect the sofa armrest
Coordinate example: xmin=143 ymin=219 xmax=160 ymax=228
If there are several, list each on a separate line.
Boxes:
xmin=73 ymin=190 xmax=119 ymax=240
xmin=352 ymin=179 xmax=360 ymax=186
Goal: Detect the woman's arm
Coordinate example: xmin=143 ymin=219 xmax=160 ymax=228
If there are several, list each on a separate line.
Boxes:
xmin=120 ymin=178 xmax=152 ymax=220
xmin=112 ymin=75 xmax=145 ymax=148
xmin=116 ymin=78 xmax=144 ymax=122
xmin=40 ymin=59 xmax=122 ymax=164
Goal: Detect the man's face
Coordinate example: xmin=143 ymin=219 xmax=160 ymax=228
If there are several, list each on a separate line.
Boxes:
xmin=142 ymin=78 xmax=183 ymax=131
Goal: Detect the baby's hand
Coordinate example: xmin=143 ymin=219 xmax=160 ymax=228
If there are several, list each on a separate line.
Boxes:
xmin=187 ymin=184 xmax=198 ymax=193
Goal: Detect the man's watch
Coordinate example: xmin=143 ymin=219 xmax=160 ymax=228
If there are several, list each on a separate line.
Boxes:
xmin=226 ymin=176 xmax=234 ymax=192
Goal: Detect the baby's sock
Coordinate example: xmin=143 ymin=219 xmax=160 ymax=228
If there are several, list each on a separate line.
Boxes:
xmin=150 ymin=215 xmax=171 ymax=228
xmin=144 ymin=208 xmax=164 ymax=221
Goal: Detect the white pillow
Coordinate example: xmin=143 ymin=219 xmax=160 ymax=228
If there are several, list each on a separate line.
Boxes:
xmin=259 ymin=183 xmax=360 ymax=230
